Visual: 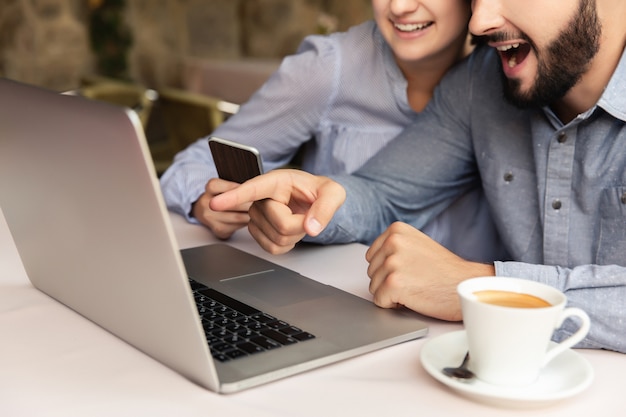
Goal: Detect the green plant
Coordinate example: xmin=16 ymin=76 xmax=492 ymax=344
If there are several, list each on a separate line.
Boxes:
xmin=88 ymin=0 xmax=132 ymax=79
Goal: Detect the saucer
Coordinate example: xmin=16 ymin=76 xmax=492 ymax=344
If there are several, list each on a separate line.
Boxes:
xmin=420 ymin=330 xmax=594 ymax=409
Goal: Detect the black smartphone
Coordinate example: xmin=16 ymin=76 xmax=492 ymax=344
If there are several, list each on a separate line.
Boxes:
xmin=208 ymin=136 xmax=263 ymax=183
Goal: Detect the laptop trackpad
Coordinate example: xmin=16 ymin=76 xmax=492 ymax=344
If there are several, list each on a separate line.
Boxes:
xmin=221 ymin=271 xmax=330 ymax=307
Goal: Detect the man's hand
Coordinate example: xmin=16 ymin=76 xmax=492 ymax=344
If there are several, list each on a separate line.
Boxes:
xmin=210 ymin=169 xmax=346 ymax=254
xmin=192 ymin=178 xmax=251 ymax=240
xmin=366 ymin=222 xmax=495 ymax=321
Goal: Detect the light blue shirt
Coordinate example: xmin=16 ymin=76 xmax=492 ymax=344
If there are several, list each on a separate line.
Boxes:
xmin=317 ymin=45 xmax=626 ymax=353
xmin=160 ymin=21 xmax=506 ymax=262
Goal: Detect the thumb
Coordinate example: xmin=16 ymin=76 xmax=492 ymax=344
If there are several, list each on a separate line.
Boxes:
xmin=305 ymin=216 xmax=324 ymax=236
xmin=303 ymin=179 xmax=346 ymax=236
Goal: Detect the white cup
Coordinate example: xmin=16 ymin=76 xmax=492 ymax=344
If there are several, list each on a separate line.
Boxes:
xmin=457 ymin=277 xmax=590 ymax=387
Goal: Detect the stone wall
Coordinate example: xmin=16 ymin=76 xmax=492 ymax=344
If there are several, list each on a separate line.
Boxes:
xmin=0 ymin=0 xmax=92 ymax=92
xmin=0 ymin=0 xmax=372 ymax=92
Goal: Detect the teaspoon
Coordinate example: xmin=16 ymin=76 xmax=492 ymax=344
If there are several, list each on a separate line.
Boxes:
xmin=442 ymin=351 xmax=475 ymax=381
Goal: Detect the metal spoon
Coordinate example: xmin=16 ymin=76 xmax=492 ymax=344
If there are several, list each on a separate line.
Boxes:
xmin=442 ymin=351 xmax=475 ymax=381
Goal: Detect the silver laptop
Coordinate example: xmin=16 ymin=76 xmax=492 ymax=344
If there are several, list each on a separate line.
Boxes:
xmin=0 ymin=78 xmax=427 ymax=393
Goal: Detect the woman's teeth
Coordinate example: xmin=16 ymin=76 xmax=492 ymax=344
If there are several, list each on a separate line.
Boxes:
xmin=394 ymin=22 xmax=432 ymax=32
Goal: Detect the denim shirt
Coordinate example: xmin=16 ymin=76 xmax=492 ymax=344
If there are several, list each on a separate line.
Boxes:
xmin=318 ymin=45 xmax=626 ymax=353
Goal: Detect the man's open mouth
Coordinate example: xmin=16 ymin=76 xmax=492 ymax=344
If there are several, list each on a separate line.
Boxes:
xmin=496 ymin=42 xmax=531 ymax=68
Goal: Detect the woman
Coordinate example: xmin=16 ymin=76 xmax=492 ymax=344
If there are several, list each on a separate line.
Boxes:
xmin=161 ymin=0 xmax=503 ymax=261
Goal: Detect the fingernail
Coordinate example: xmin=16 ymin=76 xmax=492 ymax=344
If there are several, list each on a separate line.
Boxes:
xmin=307 ymin=217 xmax=323 ymax=235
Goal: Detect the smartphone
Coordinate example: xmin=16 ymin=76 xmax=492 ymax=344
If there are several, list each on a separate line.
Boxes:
xmin=208 ymin=136 xmax=263 ymax=183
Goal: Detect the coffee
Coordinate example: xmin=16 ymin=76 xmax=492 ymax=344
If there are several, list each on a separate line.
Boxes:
xmin=474 ymin=290 xmax=551 ymax=308
xmin=459 ymin=277 xmax=590 ymax=386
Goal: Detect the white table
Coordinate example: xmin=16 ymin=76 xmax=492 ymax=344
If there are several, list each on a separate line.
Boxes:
xmin=0 ymin=210 xmax=623 ymax=417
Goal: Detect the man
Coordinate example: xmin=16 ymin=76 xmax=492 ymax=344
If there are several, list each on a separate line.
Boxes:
xmin=210 ymin=0 xmax=626 ymax=353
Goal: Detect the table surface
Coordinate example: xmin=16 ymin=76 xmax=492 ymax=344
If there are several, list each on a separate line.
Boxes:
xmin=0 ymin=210 xmax=623 ymax=417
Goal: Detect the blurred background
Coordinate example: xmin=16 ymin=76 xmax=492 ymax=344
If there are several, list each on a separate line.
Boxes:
xmin=0 ymin=0 xmax=373 ymax=174
xmin=0 ymin=0 xmax=373 ymax=93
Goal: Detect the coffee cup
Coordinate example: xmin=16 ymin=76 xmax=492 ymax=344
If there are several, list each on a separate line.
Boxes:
xmin=457 ymin=277 xmax=590 ymax=387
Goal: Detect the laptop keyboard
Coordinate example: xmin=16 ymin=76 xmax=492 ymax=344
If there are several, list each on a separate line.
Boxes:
xmin=189 ymin=278 xmax=316 ymax=362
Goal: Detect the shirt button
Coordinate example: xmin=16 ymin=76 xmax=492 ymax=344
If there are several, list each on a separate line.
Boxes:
xmin=552 ymin=199 xmax=562 ymax=210
xmin=503 ymin=172 xmax=514 ymax=182
xmin=557 ymin=132 xmax=567 ymax=143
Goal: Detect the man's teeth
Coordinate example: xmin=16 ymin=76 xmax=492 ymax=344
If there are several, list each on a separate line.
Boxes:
xmin=496 ymin=43 xmax=520 ymax=51
xmin=496 ymin=43 xmax=521 ymax=68
xmin=507 ymin=56 xmax=517 ymax=68
xmin=394 ymin=22 xmax=431 ymax=32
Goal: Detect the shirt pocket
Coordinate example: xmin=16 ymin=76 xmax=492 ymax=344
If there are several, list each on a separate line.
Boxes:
xmin=597 ymin=186 xmax=626 ymax=265
xmin=480 ymin=154 xmax=542 ymax=261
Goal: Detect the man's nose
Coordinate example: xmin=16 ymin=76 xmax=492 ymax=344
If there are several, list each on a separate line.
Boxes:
xmin=469 ymin=0 xmax=506 ymax=36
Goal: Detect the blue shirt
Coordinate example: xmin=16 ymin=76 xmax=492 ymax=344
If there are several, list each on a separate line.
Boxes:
xmin=317 ymin=45 xmax=626 ymax=353
xmin=160 ymin=21 xmax=505 ymax=262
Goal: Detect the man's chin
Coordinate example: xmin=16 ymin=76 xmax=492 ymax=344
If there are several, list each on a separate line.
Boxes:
xmin=500 ymin=73 xmax=539 ymax=109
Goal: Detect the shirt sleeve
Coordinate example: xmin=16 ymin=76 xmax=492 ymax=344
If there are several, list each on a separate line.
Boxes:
xmin=307 ymin=53 xmax=480 ymax=244
xmin=495 ymin=261 xmax=626 ymax=353
xmin=160 ymin=34 xmax=340 ymax=221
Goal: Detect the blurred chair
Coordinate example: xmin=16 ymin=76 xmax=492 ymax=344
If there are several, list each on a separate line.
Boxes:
xmin=69 ymin=76 xmax=239 ymax=176
xmin=182 ymin=57 xmax=279 ymax=105
xmin=145 ymin=87 xmax=233 ymax=175
xmin=78 ymin=75 xmax=158 ymax=130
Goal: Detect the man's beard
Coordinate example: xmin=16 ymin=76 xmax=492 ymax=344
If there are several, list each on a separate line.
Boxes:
xmin=502 ymin=0 xmax=601 ymax=108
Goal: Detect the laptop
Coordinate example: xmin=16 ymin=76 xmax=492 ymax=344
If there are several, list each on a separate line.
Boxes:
xmin=0 ymin=78 xmax=428 ymax=393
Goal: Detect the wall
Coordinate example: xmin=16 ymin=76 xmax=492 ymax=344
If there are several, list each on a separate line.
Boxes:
xmin=0 ymin=0 xmax=372 ymax=92
xmin=0 ymin=0 xmax=92 ymax=92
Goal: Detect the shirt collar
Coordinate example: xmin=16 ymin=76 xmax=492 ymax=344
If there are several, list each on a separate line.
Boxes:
xmin=374 ymin=24 xmax=405 ymax=84
xmin=596 ymin=45 xmax=626 ymax=122
xmin=542 ymin=45 xmax=626 ymax=126
xmin=373 ymin=23 xmax=414 ymax=114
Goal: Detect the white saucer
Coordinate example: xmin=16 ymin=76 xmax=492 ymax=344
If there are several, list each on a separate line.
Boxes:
xmin=420 ymin=330 xmax=594 ymax=409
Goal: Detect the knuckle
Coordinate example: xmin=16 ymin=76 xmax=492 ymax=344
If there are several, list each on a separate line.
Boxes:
xmin=385 ymin=233 xmax=404 ymax=248
xmin=274 ymin=233 xmax=300 ymax=249
xmin=388 ymin=221 xmax=406 ymax=232
xmin=382 ymin=270 xmax=403 ymax=290
xmin=264 ymin=239 xmax=294 ymax=255
xmin=210 ymin=224 xmax=232 ymax=240
xmin=381 ymin=252 xmax=401 ymax=271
